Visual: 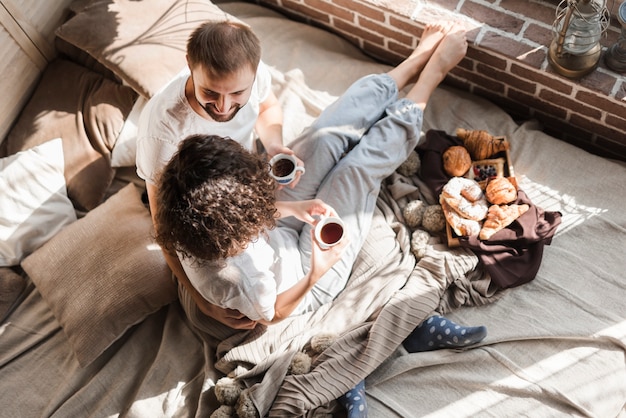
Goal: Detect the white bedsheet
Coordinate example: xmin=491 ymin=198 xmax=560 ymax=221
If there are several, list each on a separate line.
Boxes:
xmin=0 ymin=2 xmax=624 ymax=417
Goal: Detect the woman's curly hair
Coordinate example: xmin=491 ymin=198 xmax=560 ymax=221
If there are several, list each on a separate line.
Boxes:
xmin=154 ymin=134 xmax=277 ymax=262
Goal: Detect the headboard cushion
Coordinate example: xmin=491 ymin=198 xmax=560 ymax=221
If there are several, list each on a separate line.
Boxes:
xmin=2 ymin=59 xmax=136 ymax=211
xmin=56 ymin=0 xmax=239 ymax=99
xmin=55 ymin=36 xmax=120 ymax=82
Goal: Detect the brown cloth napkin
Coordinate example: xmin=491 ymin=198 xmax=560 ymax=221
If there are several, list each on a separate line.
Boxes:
xmin=416 ymin=129 xmax=562 ymax=289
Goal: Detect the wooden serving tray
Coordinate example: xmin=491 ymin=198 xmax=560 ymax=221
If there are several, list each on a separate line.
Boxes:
xmin=445 ymin=146 xmax=516 ymax=247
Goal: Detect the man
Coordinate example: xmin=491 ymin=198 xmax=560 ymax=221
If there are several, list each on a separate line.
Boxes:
xmin=136 ymin=21 xmax=302 ymax=314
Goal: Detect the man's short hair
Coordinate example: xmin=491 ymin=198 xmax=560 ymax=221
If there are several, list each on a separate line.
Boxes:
xmin=187 ymin=21 xmax=261 ymax=76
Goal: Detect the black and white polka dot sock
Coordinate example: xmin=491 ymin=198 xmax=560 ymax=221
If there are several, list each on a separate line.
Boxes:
xmin=402 ymin=315 xmax=487 ymax=353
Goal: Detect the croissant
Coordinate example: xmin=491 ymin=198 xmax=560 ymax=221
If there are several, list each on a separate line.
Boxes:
xmin=442 ymin=145 xmax=471 ymax=177
xmin=479 ymin=203 xmax=529 ymax=240
xmin=456 ymin=128 xmax=510 ymax=160
xmin=485 ymin=176 xmax=517 ymax=205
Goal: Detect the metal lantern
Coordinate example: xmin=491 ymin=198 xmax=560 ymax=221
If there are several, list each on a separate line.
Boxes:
xmin=548 ymin=0 xmax=610 ymax=78
xmin=605 ymin=0 xmax=626 ymax=73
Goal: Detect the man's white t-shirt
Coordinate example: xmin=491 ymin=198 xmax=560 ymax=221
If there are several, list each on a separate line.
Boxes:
xmin=136 ymin=61 xmax=307 ymax=322
xmin=136 ymin=61 xmax=272 ymax=185
xmin=180 ymin=226 xmax=305 ymax=322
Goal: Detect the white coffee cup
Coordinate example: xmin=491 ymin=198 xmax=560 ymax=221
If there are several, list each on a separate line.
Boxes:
xmin=314 ymin=216 xmax=345 ymax=249
xmin=269 ymin=153 xmax=305 ymax=185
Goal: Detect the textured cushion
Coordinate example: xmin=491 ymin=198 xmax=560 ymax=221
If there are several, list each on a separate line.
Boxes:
xmin=56 ymin=0 xmax=238 ymax=98
xmin=21 ymin=183 xmax=177 ymax=367
xmin=0 ymin=138 xmax=77 ymax=266
xmin=2 ymin=59 xmax=137 ymax=211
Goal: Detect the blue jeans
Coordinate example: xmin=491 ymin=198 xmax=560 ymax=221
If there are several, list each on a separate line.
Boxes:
xmin=277 ymin=73 xmax=424 ymax=312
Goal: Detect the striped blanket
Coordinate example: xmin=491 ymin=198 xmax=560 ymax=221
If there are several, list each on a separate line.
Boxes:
xmin=179 ymin=172 xmax=500 ymax=417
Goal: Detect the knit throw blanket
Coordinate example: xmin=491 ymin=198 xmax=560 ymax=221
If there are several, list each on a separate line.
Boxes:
xmin=178 ymin=172 xmax=501 ymax=417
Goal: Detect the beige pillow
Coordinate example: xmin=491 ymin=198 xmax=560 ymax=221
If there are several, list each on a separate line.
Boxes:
xmin=56 ymin=0 xmax=238 ymax=98
xmin=21 ymin=183 xmax=177 ymax=367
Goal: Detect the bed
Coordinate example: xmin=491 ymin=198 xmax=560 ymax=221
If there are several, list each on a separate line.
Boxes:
xmin=0 ymin=1 xmax=624 ymax=417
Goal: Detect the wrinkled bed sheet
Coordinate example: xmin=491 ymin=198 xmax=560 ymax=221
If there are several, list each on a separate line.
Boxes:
xmin=1 ymin=2 xmax=625 ymax=417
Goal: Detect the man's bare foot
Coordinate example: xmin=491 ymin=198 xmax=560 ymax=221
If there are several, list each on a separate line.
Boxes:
xmin=405 ymin=22 xmax=468 ymax=108
xmin=388 ymin=21 xmax=453 ymax=90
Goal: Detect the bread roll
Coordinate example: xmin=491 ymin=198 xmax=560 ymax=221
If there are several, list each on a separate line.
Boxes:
xmin=443 ymin=145 xmax=471 ymax=177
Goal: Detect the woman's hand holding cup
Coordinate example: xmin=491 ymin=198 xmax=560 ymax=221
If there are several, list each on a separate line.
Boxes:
xmin=314 ymin=216 xmax=346 ymax=249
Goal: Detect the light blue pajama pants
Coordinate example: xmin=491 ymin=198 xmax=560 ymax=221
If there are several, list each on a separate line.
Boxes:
xmin=277 ymin=73 xmax=424 ymax=312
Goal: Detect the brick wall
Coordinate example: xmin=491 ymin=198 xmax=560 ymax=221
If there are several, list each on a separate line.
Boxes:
xmin=248 ymin=0 xmax=626 ymax=162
